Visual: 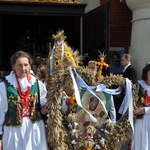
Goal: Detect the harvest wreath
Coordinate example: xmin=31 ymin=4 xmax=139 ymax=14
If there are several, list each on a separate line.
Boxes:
xmin=45 ymin=30 xmax=139 ymax=150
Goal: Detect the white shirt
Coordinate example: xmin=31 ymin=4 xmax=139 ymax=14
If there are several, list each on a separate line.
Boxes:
xmin=123 ymin=63 xmax=131 ymax=73
xmin=0 ymin=72 xmax=48 ymax=150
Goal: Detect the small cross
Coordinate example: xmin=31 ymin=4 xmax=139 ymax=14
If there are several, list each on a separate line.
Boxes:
xmin=94 ymin=50 xmax=109 ymax=81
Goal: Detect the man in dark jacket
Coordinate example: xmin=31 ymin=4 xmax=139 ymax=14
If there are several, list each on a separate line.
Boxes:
xmin=121 ymin=53 xmax=137 ymax=84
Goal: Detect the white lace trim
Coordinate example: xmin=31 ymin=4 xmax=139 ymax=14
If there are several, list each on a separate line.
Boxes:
xmin=138 ymin=80 xmax=150 ymax=96
xmin=5 ymin=71 xmax=36 ymax=92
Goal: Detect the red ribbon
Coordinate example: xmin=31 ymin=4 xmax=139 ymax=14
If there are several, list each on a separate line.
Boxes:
xmin=15 ymin=74 xmax=31 ymax=116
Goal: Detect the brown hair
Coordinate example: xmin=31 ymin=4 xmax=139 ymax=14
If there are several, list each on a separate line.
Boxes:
xmin=10 ymin=51 xmax=33 ymax=66
xmin=145 ymin=62 xmax=150 ymax=66
xmin=142 ymin=64 xmax=150 ymax=81
xmin=122 ymin=53 xmax=131 ymax=61
xmin=37 ymin=64 xmax=46 ymax=78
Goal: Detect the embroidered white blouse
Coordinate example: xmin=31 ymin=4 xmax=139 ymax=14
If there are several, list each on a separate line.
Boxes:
xmin=0 ymin=72 xmax=48 ymax=150
xmin=132 ymin=80 xmax=150 ymax=150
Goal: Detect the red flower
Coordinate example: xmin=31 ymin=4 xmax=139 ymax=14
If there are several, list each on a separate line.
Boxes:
xmin=66 ymin=97 xmax=72 ymax=105
xmin=85 ymin=131 xmax=93 ymax=141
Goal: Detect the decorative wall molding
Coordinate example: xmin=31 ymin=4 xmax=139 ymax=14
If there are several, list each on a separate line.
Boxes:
xmin=0 ymin=1 xmax=87 ymax=16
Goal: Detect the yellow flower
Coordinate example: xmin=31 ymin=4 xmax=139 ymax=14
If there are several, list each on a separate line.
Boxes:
xmin=70 ymin=96 xmax=78 ymax=110
xmin=65 ymin=51 xmax=72 ymax=58
xmin=54 ymin=59 xmax=60 ymax=67
xmin=83 ymin=146 xmax=93 ymax=150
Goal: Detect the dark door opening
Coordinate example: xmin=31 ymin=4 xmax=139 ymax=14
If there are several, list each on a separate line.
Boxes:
xmin=0 ymin=2 xmax=110 ymax=74
xmin=1 ymin=14 xmax=81 ymax=71
xmin=83 ymin=2 xmax=110 ymax=67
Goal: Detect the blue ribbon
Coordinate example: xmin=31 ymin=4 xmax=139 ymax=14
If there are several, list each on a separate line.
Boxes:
xmin=95 ymin=84 xmax=122 ymax=95
xmin=116 ymin=78 xmax=134 ymax=133
xmin=70 ymin=67 xmax=123 ymax=123
xmin=69 ymin=67 xmax=97 ymax=122
xmin=50 ymin=43 xmax=56 ymax=75
xmin=73 ymin=68 xmax=122 ymax=96
xmin=50 ymin=40 xmax=64 ymax=75
xmin=73 ymin=68 xmax=108 ymax=116
xmin=70 ymin=67 xmax=133 ymax=131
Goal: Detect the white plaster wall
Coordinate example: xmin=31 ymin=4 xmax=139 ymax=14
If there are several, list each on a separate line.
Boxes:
xmin=0 ymin=15 xmax=2 ymax=66
xmin=126 ymin=0 xmax=150 ymax=80
xmin=79 ymin=0 xmax=100 ymax=13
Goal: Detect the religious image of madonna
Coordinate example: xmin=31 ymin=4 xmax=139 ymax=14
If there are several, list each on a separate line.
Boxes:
xmin=76 ymin=89 xmax=112 ymax=131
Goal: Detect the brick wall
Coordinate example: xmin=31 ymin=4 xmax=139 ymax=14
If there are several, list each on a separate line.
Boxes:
xmin=101 ymin=0 xmax=132 ymax=50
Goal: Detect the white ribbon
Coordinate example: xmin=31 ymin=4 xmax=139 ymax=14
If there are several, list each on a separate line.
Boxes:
xmin=125 ymin=78 xmax=134 ymax=133
xmin=50 ymin=40 xmax=64 ymax=75
xmin=93 ymin=84 xmax=122 ymax=95
xmin=69 ymin=67 xmax=97 ymax=122
xmin=73 ymin=68 xmax=108 ymax=115
xmin=69 ymin=67 xmax=123 ymax=123
xmin=69 ymin=67 xmax=133 ymax=132
xmin=50 ymin=43 xmax=55 ymax=75
xmin=61 ymin=43 xmax=65 ymax=62
xmin=117 ymin=78 xmax=134 ymax=133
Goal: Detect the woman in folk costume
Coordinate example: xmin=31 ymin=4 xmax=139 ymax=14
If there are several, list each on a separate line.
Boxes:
xmin=0 ymin=51 xmax=48 ymax=150
xmin=132 ymin=64 xmax=150 ymax=150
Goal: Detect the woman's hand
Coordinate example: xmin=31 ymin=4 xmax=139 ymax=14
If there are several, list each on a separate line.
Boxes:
xmin=0 ymin=140 xmax=3 ymax=150
xmin=40 ymin=105 xmax=48 ymax=115
xmin=133 ymin=107 xmax=145 ymax=115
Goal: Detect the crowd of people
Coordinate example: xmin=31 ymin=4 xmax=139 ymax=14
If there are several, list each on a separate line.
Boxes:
xmin=0 ymin=50 xmax=150 ymax=150
xmin=31 ymin=53 xmax=47 ymax=84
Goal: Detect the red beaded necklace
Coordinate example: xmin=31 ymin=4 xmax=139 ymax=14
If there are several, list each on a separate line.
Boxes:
xmin=145 ymin=90 xmax=150 ymax=106
xmin=15 ymin=74 xmax=31 ymax=116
